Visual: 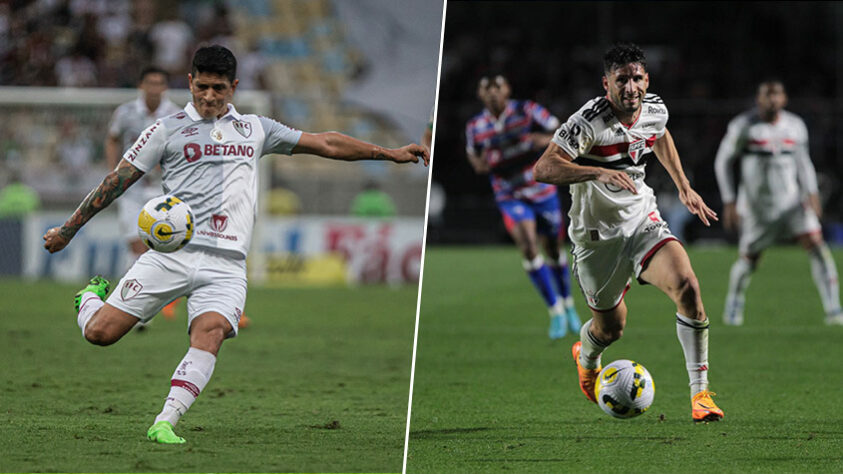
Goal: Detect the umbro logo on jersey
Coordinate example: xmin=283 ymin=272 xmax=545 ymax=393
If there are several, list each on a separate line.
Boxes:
xmin=233 ymin=120 xmax=252 ymax=138
xmin=181 ymin=127 xmax=199 ymax=137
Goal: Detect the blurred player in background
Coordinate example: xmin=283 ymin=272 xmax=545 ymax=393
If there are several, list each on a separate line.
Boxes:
xmin=106 ymin=66 xmax=181 ymax=322
xmin=534 ymin=42 xmax=723 ymax=422
xmin=465 ymin=75 xmax=580 ymax=340
xmin=715 ymin=80 xmax=842 ymax=326
xmin=44 ymin=45 xmax=429 ymax=444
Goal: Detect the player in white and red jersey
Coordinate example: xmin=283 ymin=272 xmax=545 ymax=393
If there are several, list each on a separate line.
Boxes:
xmin=533 ymin=43 xmax=723 ymax=422
xmin=715 ymin=80 xmax=842 ymax=326
xmin=465 ymin=75 xmax=580 ymax=340
xmin=43 ymin=45 xmax=429 ymax=444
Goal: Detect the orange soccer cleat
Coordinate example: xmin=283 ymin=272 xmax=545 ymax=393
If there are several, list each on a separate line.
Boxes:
xmin=238 ymin=313 xmax=251 ymax=329
xmin=572 ymin=341 xmax=600 ymax=403
xmin=692 ymin=390 xmax=724 ymax=423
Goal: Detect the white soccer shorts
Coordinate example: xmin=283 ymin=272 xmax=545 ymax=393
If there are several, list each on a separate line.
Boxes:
xmin=105 ymin=246 xmax=247 ymax=337
xmin=571 ymin=209 xmax=677 ymax=312
xmin=739 ymin=204 xmax=821 ymax=256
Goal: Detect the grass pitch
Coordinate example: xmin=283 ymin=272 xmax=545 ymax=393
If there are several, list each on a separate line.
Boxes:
xmin=0 ymin=280 xmax=416 ymax=473
xmin=408 ymin=245 xmax=843 ymax=472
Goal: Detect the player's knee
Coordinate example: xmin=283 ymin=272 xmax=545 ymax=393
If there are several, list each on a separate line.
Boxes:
xmin=83 ymin=321 xmax=119 ymax=346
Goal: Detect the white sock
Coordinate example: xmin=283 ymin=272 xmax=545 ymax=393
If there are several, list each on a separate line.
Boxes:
xmin=548 ymin=300 xmax=565 ymax=318
xmin=77 ymin=292 xmax=104 ymax=336
xmin=579 ymin=319 xmax=609 ymax=370
xmin=808 ymin=243 xmax=841 ymax=316
xmin=154 ymin=347 xmax=217 ymax=427
xmin=675 ymin=313 xmax=709 ymax=396
xmin=724 ymin=258 xmax=753 ymax=322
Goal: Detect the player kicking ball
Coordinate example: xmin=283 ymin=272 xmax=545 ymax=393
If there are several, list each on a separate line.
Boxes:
xmin=533 ymin=43 xmax=724 ymax=422
xmin=44 ymin=45 xmax=429 ymax=444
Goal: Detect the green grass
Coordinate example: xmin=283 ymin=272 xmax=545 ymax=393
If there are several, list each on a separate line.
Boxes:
xmin=408 ymin=245 xmax=843 ymax=472
xmin=0 ymin=281 xmax=417 ymax=473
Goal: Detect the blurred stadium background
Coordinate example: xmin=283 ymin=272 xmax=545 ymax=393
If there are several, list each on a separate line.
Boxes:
xmin=0 ymin=0 xmax=441 ymax=286
xmin=428 ymin=1 xmax=843 ymax=246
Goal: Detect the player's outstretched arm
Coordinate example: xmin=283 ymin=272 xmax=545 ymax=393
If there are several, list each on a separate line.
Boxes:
xmin=292 ymin=132 xmax=429 ymax=166
xmin=43 ymin=159 xmax=145 ymax=253
xmin=652 ymin=128 xmax=717 ymax=227
xmin=534 ymin=142 xmax=637 ymax=193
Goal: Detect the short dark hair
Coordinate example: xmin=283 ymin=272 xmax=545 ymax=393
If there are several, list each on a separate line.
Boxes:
xmin=603 ymin=42 xmax=647 ymax=74
xmin=139 ymin=65 xmax=168 ymax=83
xmin=758 ymin=78 xmax=785 ymax=94
xmin=191 ymin=45 xmax=237 ymax=83
xmin=478 ymin=74 xmax=508 ymax=89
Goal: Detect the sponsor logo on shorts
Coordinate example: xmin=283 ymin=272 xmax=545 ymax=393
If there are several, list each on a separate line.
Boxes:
xmin=121 ymin=279 xmax=143 ymax=301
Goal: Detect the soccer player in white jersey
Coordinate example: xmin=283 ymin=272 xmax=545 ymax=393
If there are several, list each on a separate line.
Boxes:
xmin=715 ymin=80 xmax=842 ymax=326
xmin=106 ymin=66 xmax=182 ymax=324
xmin=533 ymin=43 xmax=724 ymax=422
xmin=106 ymin=66 xmax=180 ymax=261
xmin=43 ymin=45 xmax=429 ymax=444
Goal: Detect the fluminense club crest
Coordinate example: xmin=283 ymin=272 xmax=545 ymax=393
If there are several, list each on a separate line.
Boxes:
xmin=232 ymin=120 xmax=252 ymax=138
xmin=121 ymin=279 xmax=143 ymax=301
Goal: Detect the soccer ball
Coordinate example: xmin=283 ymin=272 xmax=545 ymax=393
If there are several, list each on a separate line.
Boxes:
xmin=137 ymin=195 xmax=194 ymax=253
xmin=595 ymin=359 xmax=655 ymax=419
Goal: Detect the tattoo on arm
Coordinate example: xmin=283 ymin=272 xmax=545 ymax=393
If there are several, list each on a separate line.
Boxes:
xmin=59 ymin=161 xmax=144 ymax=239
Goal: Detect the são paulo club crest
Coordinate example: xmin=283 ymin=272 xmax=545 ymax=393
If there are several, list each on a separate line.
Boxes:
xmin=210 ymin=213 xmax=228 ymax=232
xmin=232 ymin=120 xmax=252 ymax=138
xmin=628 ymin=139 xmax=646 ymax=164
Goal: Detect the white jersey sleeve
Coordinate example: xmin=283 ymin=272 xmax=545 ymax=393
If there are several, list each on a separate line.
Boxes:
xmin=123 ymin=120 xmax=168 ymax=173
xmin=551 ymin=112 xmax=596 ymax=158
xmin=792 ymin=118 xmax=818 ymax=195
xmin=258 ymin=116 xmax=302 ymax=156
xmin=714 ymin=114 xmax=749 ymax=204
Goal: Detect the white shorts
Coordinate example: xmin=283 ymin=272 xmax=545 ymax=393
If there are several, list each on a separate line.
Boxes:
xmin=571 ymin=209 xmax=677 ymax=311
xmin=118 ymin=185 xmax=160 ymax=241
xmin=739 ymin=204 xmax=821 ymax=256
xmin=106 ymin=246 xmax=247 ymax=338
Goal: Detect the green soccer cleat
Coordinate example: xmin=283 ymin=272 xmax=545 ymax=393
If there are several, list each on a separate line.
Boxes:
xmin=74 ymin=276 xmax=111 ymax=313
xmin=147 ymin=421 xmax=186 ymax=444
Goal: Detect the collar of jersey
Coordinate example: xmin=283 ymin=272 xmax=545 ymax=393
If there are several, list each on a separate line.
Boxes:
xmin=184 ymin=102 xmax=243 ymax=122
xmin=483 ymin=100 xmax=514 ymax=122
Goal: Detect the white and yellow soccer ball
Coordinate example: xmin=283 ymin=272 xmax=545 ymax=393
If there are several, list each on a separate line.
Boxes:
xmin=595 ymin=359 xmax=655 ymax=419
xmin=137 ymin=195 xmax=194 ymax=253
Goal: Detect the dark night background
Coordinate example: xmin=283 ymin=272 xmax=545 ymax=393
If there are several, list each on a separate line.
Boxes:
xmin=428 ymin=1 xmax=843 ymax=245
